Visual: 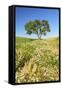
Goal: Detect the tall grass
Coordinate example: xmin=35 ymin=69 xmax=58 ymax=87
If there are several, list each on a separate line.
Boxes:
xmin=15 ymin=37 xmax=59 ymax=83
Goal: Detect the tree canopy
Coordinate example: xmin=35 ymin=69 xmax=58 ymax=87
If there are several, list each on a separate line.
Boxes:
xmin=25 ymin=19 xmax=50 ymax=39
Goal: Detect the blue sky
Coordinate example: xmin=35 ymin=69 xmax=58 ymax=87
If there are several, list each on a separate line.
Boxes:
xmin=16 ymin=7 xmax=59 ymax=39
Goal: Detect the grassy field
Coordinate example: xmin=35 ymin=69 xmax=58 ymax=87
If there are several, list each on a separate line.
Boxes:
xmin=15 ymin=37 xmax=59 ymax=83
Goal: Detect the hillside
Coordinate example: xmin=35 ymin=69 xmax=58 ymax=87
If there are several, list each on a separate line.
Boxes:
xmin=15 ymin=37 xmax=59 ymax=83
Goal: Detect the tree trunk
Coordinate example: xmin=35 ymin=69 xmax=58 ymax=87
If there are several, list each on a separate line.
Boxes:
xmin=37 ymin=34 xmax=41 ymax=40
xmin=36 ymin=29 xmax=41 ymax=40
xmin=39 ymin=36 xmax=41 ymax=40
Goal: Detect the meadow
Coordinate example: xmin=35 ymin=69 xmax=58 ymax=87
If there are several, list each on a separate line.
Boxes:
xmin=15 ymin=37 xmax=59 ymax=83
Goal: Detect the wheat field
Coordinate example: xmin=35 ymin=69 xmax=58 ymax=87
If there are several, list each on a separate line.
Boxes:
xmin=15 ymin=37 xmax=59 ymax=83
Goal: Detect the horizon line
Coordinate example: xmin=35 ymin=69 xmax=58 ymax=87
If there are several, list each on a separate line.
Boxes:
xmin=16 ymin=36 xmax=59 ymax=39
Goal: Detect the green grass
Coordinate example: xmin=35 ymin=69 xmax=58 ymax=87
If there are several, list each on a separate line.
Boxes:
xmin=15 ymin=37 xmax=59 ymax=83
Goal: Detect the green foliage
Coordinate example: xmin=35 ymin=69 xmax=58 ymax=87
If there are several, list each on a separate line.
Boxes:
xmin=25 ymin=19 xmax=50 ymax=39
xmin=15 ymin=37 xmax=59 ymax=83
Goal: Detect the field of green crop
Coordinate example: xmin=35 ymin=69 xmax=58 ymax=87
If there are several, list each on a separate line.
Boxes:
xmin=15 ymin=37 xmax=59 ymax=83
